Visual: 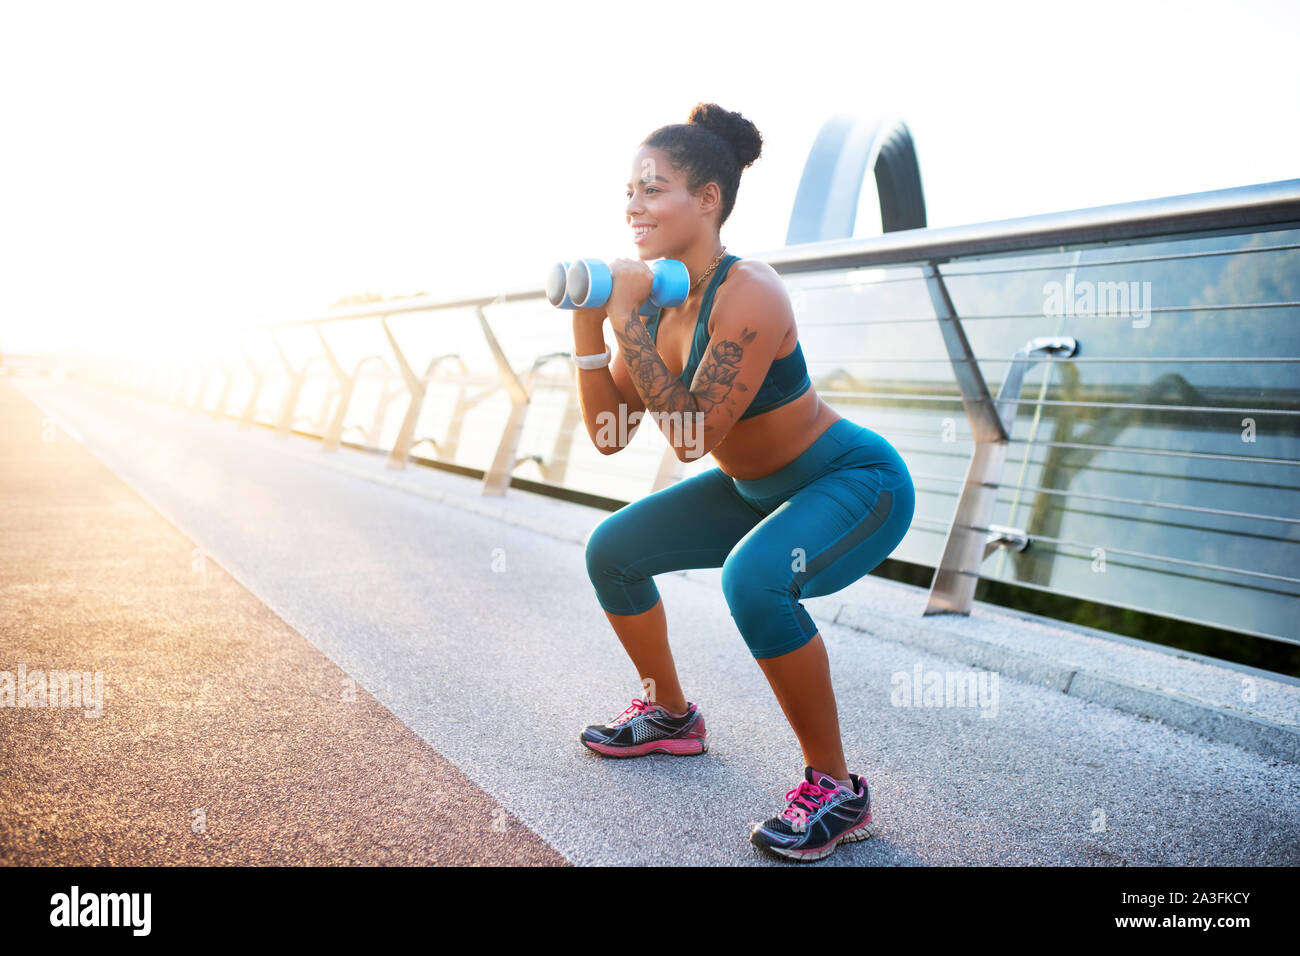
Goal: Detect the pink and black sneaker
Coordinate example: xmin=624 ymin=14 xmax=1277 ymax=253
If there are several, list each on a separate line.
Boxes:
xmin=580 ymin=698 xmax=709 ymax=757
xmin=749 ymin=766 xmax=874 ymax=862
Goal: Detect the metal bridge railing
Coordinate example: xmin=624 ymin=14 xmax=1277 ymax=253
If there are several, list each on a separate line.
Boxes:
xmin=59 ymin=177 xmax=1300 ymax=646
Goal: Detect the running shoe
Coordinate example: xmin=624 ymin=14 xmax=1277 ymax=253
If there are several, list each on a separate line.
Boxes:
xmin=749 ymin=766 xmax=873 ymax=861
xmin=580 ymin=698 xmax=708 ymax=757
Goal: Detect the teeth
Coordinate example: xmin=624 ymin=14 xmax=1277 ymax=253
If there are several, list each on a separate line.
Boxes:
xmin=634 ymin=225 xmax=655 ymax=237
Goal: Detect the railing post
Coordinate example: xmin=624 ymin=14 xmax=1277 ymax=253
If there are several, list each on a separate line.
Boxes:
xmin=382 ymin=316 xmax=426 ymax=469
xmin=371 ymin=378 xmax=406 ymax=448
xmin=507 ymin=354 xmax=575 ymax=484
xmin=478 ymin=306 xmax=533 ymax=496
xmin=546 ymin=385 xmax=583 ymax=487
xmin=314 ymin=379 xmax=338 ymax=435
xmin=317 ymin=327 xmax=351 ymax=452
xmin=405 ymin=354 xmax=468 ymax=456
xmin=211 ymin=361 xmax=235 ymax=422
xmin=439 ymin=377 xmax=487 ymax=463
xmin=238 ymin=347 xmax=266 ymax=431
xmin=924 ymin=256 xmax=1077 ymax=616
xmin=272 ymin=332 xmax=309 ymax=439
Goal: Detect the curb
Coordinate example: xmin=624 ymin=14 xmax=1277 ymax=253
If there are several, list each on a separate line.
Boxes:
xmin=832 ymin=602 xmax=1300 ymax=765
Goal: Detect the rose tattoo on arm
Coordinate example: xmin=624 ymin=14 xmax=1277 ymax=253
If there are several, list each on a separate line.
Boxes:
xmin=612 ymin=310 xmax=761 ymax=453
xmin=692 ymin=330 xmax=755 ymax=426
xmin=611 ymin=310 xmax=699 ymax=419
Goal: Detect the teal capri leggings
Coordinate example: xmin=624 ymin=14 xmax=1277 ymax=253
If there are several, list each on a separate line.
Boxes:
xmin=584 ymin=418 xmax=915 ymax=659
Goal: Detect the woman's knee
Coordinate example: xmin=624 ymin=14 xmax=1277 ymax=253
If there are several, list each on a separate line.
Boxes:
xmin=721 ymin=550 xmax=814 ymax=658
xmin=584 ymin=513 xmax=660 ymax=614
xmin=584 ymin=512 xmax=632 ymax=579
xmin=720 ymin=547 xmax=761 ymax=607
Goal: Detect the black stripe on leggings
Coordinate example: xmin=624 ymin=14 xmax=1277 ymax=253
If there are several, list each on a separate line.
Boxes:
xmin=788 ymin=489 xmax=893 ymax=597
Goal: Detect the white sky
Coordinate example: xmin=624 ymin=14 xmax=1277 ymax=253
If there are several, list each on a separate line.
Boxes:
xmin=2 ymin=0 xmax=1297 ymax=360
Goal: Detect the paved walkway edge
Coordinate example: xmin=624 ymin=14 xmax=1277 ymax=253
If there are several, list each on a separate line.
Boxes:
xmin=829 ymin=607 xmax=1300 ymax=765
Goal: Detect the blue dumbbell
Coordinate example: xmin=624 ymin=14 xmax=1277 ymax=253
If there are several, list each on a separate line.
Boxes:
xmin=546 ymin=258 xmax=690 ymax=316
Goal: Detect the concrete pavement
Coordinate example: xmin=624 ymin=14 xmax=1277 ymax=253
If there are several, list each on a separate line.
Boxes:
xmin=3 ymin=375 xmax=1298 ymax=866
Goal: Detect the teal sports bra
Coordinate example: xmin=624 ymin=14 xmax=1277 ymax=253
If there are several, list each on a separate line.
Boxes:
xmin=646 ymin=254 xmax=813 ymax=420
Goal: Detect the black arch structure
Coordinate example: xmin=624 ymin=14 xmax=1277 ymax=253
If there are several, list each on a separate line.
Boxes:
xmin=785 ymin=114 xmax=928 ymax=245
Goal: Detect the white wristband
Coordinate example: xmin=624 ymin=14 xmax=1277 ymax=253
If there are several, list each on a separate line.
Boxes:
xmin=573 ymin=348 xmax=611 ymax=370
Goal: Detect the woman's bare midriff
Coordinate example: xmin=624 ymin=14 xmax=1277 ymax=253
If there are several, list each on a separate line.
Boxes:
xmin=710 ymin=388 xmax=842 ymax=480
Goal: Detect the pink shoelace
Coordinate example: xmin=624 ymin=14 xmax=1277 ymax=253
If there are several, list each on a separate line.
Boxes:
xmin=780 ymin=779 xmax=837 ymax=829
xmin=609 ymin=698 xmax=655 ymax=726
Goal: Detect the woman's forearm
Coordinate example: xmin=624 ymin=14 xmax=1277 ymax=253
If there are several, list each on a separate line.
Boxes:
xmin=572 ymin=314 xmax=634 ymax=454
xmin=610 ymin=307 xmax=703 ymax=460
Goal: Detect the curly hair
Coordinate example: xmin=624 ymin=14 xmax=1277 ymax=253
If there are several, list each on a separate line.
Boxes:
xmin=642 ymin=103 xmax=763 ymax=229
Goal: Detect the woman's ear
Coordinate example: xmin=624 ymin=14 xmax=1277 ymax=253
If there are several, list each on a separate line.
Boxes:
xmin=697 ymin=181 xmax=722 ymax=216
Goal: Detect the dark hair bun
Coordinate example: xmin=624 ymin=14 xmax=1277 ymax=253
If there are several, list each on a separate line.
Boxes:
xmin=687 ymin=103 xmax=763 ymax=171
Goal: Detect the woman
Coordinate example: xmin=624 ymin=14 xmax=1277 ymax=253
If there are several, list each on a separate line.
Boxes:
xmin=570 ymin=103 xmax=915 ymax=862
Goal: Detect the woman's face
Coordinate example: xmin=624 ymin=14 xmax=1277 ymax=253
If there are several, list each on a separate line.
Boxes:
xmin=625 ymin=145 xmax=713 ymax=259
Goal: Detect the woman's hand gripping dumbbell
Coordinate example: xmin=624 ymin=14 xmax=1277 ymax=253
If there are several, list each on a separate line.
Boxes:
xmin=546 ymin=257 xmax=690 ymax=317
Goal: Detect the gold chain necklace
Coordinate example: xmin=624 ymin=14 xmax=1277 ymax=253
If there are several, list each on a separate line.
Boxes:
xmin=691 ymin=246 xmax=728 ymax=294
